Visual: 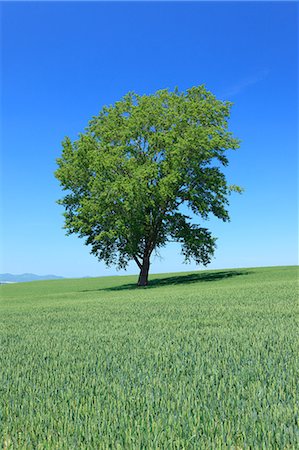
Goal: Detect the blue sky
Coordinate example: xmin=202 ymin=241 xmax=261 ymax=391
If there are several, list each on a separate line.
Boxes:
xmin=1 ymin=1 xmax=297 ymax=278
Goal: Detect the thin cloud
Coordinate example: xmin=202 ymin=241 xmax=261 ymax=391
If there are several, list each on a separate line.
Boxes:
xmin=223 ymin=69 xmax=269 ymax=98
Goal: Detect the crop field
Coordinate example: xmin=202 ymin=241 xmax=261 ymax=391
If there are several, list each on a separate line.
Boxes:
xmin=0 ymin=266 xmax=298 ymax=449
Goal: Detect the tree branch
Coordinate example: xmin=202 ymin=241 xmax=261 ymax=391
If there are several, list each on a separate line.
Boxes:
xmin=133 ymin=255 xmax=142 ymax=269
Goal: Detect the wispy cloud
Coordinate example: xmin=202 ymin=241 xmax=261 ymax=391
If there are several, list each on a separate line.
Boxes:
xmin=222 ymin=69 xmax=269 ymax=98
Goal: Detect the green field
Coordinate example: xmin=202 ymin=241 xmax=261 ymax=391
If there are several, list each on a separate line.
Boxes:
xmin=1 ymin=266 xmax=298 ymax=449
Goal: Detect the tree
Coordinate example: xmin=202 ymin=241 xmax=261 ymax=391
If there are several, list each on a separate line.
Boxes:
xmin=55 ymin=86 xmax=242 ymax=286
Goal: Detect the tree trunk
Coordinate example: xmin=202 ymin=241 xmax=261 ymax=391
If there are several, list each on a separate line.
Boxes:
xmin=137 ymin=256 xmax=150 ymax=287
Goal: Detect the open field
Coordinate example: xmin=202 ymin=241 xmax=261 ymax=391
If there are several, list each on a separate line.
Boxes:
xmin=1 ymin=266 xmax=298 ymax=449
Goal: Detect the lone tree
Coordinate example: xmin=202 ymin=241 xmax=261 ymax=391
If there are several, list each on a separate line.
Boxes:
xmin=55 ymin=86 xmax=241 ymax=286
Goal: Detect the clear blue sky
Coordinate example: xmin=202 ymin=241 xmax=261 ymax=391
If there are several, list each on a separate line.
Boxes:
xmin=1 ymin=1 xmax=297 ymax=278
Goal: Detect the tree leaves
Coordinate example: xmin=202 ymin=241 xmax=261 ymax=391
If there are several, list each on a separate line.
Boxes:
xmin=55 ymin=86 xmax=241 ymax=273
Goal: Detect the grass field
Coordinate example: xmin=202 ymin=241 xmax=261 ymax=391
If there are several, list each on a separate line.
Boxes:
xmin=1 ymin=266 xmax=298 ymax=449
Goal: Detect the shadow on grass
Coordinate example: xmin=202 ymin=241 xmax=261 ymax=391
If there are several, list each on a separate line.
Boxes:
xmin=81 ymin=270 xmax=251 ymax=293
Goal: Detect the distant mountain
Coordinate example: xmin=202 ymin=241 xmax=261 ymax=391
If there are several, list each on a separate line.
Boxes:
xmin=0 ymin=273 xmax=64 ymax=283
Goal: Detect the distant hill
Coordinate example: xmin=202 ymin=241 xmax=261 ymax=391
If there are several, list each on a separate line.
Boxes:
xmin=0 ymin=273 xmax=64 ymax=283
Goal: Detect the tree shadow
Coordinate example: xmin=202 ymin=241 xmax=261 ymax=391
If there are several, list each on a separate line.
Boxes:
xmin=81 ymin=270 xmax=251 ymax=293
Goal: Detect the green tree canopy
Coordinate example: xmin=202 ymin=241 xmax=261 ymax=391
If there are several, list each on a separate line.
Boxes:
xmin=55 ymin=86 xmax=241 ymax=286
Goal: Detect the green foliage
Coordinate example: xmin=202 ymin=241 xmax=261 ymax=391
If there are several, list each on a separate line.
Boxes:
xmin=55 ymin=87 xmax=241 ymax=275
xmin=1 ymin=266 xmax=298 ymax=448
